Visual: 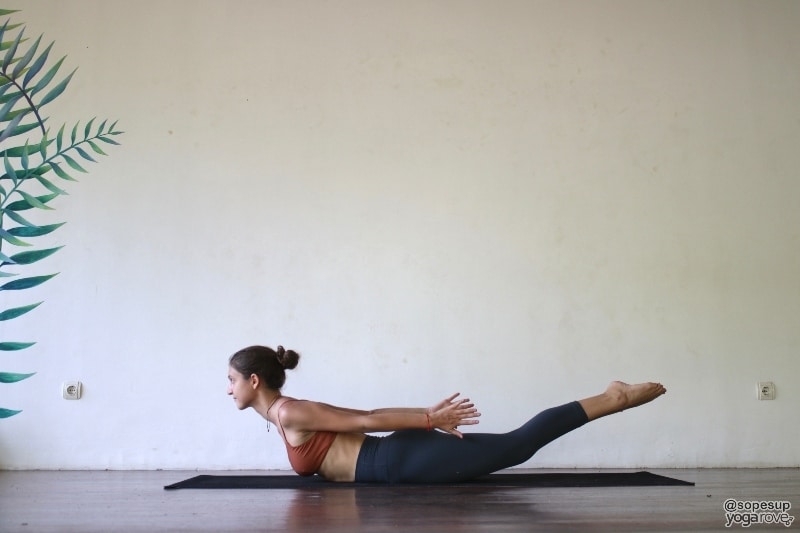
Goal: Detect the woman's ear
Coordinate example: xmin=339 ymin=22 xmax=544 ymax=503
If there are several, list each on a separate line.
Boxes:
xmin=249 ymin=373 xmax=261 ymax=389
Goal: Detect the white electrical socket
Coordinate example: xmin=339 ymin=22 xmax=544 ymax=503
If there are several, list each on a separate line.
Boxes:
xmin=756 ymin=381 xmax=775 ymax=400
xmin=62 ymin=381 xmax=83 ymax=400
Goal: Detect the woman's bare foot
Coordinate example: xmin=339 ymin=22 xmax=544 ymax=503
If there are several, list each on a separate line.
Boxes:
xmin=607 ymin=381 xmax=667 ymax=410
xmin=579 ymin=381 xmax=667 ymax=421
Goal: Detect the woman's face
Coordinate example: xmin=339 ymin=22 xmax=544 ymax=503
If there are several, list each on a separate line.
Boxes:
xmin=227 ymin=366 xmax=256 ymax=410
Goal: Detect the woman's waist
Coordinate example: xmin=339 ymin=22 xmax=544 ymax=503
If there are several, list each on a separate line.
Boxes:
xmin=316 ymin=432 xmax=367 ymax=482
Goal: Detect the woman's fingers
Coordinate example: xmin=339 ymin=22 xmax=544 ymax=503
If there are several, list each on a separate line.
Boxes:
xmin=430 ymin=392 xmax=463 ymax=414
xmin=431 ymin=394 xmax=481 ymax=435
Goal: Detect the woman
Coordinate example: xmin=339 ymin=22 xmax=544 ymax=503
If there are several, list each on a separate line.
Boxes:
xmin=227 ymin=345 xmax=666 ymax=483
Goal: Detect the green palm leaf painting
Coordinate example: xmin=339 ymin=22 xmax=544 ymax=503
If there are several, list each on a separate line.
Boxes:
xmin=0 ymin=8 xmax=123 ymax=418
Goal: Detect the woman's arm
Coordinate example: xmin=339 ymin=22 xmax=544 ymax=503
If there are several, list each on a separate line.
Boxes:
xmin=319 ymin=403 xmax=428 ymax=415
xmin=283 ymin=394 xmax=480 ymax=438
xmin=321 ymin=393 xmax=467 ymax=416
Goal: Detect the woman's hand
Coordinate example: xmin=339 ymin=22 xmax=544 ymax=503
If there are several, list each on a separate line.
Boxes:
xmin=428 ymin=393 xmax=481 ymax=438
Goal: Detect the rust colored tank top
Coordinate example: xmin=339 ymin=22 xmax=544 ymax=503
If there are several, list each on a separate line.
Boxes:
xmin=276 ymin=400 xmax=338 ymax=476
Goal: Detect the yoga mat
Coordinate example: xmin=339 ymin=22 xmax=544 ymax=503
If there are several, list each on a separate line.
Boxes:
xmin=164 ymin=471 xmax=693 ymax=490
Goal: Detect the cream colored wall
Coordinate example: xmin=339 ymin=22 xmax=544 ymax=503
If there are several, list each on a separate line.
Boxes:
xmin=1 ymin=0 xmax=797 ymax=469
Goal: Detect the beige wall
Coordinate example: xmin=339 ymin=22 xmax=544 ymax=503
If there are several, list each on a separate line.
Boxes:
xmin=2 ymin=0 xmax=798 ymax=469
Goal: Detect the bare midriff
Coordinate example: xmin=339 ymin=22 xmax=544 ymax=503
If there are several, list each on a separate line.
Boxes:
xmin=316 ymin=432 xmax=367 ymax=482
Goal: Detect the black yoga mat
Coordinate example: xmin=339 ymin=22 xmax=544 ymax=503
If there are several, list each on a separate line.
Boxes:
xmin=164 ymin=471 xmax=693 ymax=490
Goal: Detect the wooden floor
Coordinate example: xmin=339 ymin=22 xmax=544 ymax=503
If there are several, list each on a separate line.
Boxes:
xmin=0 ymin=468 xmax=797 ymax=532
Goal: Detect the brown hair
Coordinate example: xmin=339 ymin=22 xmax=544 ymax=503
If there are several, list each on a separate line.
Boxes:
xmin=228 ymin=345 xmax=300 ymax=390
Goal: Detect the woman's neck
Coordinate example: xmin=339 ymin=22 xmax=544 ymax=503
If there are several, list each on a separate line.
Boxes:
xmin=252 ymin=390 xmax=282 ymax=420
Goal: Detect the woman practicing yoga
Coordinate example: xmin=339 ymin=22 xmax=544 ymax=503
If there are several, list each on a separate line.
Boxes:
xmin=227 ymin=345 xmax=666 ymax=483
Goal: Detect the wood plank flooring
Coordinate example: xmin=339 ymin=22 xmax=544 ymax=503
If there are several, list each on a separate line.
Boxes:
xmin=1 ymin=469 xmax=798 ymax=532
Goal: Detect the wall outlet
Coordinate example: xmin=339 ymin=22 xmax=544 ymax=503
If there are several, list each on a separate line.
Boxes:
xmin=756 ymin=381 xmax=775 ymax=400
xmin=62 ymin=381 xmax=83 ymax=400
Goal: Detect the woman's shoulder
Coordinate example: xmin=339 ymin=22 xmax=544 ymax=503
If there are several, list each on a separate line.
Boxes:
xmin=276 ymin=398 xmax=331 ymax=431
xmin=275 ymin=396 xmax=301 ymax=412
xmin=275 ymin=397 xmax=319 ymax=418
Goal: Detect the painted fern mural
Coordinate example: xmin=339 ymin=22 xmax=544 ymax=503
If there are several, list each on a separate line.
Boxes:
xmin=0 ymin=8 xmax=122 ymax=418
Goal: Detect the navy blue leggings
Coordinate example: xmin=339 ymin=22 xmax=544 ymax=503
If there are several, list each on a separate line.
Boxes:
xmin=354 ymin=401 xmax=589 ymax=483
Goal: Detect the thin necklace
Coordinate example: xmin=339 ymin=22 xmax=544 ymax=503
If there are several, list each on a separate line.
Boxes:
xmin=265 ymin=394 xmax=281 ymax=432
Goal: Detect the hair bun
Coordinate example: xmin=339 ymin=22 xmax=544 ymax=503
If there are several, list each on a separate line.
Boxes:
xmin=275 ymin=345 xmax=300 ymax=370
